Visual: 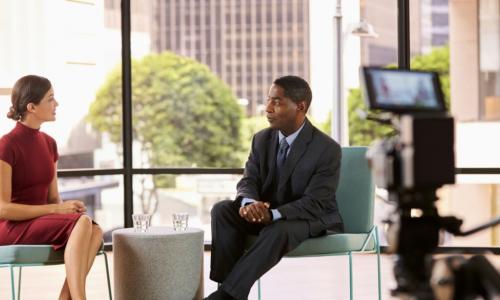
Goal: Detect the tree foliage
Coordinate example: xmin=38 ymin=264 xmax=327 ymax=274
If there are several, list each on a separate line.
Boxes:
xmin=410 ymin=46 xmax=450 ymax=109
xmin=239 ymin=115 xmax=269 ymax=162
xmin=88 ymin=51 xmax=243 ymax=170
xmin=348 ymin=88 xmax=394 ymax=146
xmin=348 ymin=46 xmax=450 ymax=146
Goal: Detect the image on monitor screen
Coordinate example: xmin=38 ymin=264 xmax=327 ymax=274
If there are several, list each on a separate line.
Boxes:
xmin=362 ymin=67 xmax=445 ymax=113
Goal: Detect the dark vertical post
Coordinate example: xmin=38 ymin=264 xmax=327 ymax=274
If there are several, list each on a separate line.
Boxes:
xmin=398 ymin=0 xmax=410 ymax=69
xmin=121 ymin=0 xmax=133 ymax=227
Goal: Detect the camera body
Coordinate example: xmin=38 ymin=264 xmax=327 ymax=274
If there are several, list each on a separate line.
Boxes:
xmin=369 ymin=114 xmax=455 ymax=191
xmin=369 ymin=114 xmax=456 ymax=254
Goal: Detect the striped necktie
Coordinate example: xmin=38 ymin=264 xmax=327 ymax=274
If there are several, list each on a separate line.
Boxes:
xmin=276 ymin=138 xmax=289 ymax=173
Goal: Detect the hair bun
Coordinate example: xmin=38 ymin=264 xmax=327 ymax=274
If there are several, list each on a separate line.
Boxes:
xmin=6 ymin=106 xmax=19 ymax=120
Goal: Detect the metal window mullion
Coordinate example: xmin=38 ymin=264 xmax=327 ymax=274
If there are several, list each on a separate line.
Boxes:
xmin=121 ymin=0 xmax=133 ymax=228
xmin=398 ymin=0 xmax=410 ymax=69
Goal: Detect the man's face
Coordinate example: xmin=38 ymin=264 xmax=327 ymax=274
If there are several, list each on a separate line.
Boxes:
xmin=265 ymin=84 xmax=305 ymax=135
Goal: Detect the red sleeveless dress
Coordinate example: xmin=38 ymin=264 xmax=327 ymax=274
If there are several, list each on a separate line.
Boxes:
xmin=0 ymin=122 xmax=82 ymax=250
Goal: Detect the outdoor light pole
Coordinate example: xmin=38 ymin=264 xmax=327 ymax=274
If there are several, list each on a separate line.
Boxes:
xmin=332 ymin=0 xmax=344 ymax=144
xmin=331 ymin=0 xmax=378 ymax=145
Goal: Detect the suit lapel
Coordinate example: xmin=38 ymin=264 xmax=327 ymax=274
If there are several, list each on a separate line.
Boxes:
xmin=277 ymin=119 xmax=314 ymax=191
xmin=262 ymin=130 xmax=279 ymax=191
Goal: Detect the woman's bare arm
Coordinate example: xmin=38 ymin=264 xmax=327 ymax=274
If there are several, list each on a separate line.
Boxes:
xmin=0 ymin=160 xmax=85 ymax=221
xmin=47 ymin=162 xmax=62 ymax=204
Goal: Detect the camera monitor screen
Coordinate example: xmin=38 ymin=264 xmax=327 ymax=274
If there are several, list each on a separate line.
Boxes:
xmin=362 ymin=67 xmax=446 ymax=113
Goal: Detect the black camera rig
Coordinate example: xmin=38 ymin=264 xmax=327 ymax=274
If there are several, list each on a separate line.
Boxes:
xmin=361 ymin=67 xmax=500 ymax=299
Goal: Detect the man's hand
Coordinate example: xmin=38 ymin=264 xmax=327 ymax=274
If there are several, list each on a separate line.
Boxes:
xmin=239 ymin=201 xmax=272 ymax=224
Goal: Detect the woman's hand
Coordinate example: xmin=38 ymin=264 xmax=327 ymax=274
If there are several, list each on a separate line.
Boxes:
xmin=53 ymin=200 xmax=87 ymax=214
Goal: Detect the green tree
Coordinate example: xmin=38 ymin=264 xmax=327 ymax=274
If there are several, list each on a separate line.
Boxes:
xmin=348 ymin=46 xmax=450 ymax=146
xmin=348 ymin=88 xmax=394 ymax=146
xmin=88 ymin=51 xmax=243 ymax=213
xmin=410 ymin=46 xmax=450 ymax=109
xmin=239 ymin=115 xmax=268 ymax=162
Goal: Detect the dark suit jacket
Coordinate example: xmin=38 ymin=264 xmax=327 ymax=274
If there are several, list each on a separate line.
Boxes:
xmin=236 ymin=118 xmax=343 ymax=235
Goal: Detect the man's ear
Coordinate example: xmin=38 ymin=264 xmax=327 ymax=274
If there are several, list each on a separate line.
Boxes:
xmin=297 ymin=101 xmax=306 ymax=112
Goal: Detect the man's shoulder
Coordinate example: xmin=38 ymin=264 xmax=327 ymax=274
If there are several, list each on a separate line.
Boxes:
xmin=310 ymin=124 xmax=341 ymax=150
xmin=253 ymin=127 xmax=274 ymax=141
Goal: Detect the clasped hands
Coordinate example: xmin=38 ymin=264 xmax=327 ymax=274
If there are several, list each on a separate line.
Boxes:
xmin=55 ymin=200 xmax=87 ymax=214
xmin=239 ymin=201 xmax=272 ymax=224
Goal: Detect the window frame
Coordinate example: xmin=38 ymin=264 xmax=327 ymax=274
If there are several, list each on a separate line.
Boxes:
xmin=56 ymin=0 xmax=500 ymax=253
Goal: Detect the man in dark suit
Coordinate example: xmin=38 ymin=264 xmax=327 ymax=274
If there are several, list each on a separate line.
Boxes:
xmin=205 ymin=75 xmax=343 ymax=300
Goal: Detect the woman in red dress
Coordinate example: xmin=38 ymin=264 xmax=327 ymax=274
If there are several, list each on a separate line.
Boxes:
xmin=0 ymin=75 xmax=103 ymax=300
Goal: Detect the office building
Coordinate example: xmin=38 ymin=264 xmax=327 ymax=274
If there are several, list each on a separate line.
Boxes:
xmin=150 ymin=0 xmax=310 ymax=116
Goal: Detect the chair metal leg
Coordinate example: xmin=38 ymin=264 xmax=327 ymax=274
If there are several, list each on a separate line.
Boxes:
xmin=102 ymin=251 xmax=113 ymax=300
xmin=348 ymin=252 xmax=353 ymax=300
xmin=9 ymin=266 xmax=15 ymax=300
xmin=375 ymin=227 xmax=382 ymax=300
xmin=257 ymin=278 xmax=262 ymax=300
xmin=17 ymin=267 xmax=22 ymax=300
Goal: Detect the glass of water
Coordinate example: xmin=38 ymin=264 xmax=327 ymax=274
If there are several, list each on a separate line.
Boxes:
xmin=172 ymin=212 xmax=189 ymax=231
xmin=132 ymin=213 xmax=152 ymax=232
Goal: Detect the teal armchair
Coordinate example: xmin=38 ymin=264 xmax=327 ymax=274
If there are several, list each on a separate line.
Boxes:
xmin=252 ymin=146 xmax=381 ymax=299
xmin=0 ymin=242 xmax=112 ymax=300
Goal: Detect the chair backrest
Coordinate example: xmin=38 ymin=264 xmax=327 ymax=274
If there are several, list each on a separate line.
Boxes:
xmin=336 ymin=146 xmax=375 ymax=234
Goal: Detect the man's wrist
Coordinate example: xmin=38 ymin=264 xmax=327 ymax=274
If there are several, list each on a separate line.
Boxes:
xmin=241 ymin=198 xmax=256 ymax=207
xmin=270 ymin=208 xmax=282 ymax=221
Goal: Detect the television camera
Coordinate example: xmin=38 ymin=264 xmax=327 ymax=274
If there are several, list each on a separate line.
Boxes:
xmin=361 ymin=67 xmax=500 ymax=299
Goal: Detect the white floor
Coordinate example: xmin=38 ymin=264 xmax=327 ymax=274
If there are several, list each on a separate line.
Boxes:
xmin=1 ymin=252 xmax=499 ymax=299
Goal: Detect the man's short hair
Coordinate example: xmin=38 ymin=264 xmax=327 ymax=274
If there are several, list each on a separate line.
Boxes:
xmin=273 ymin=75 xmax=312 ymax=110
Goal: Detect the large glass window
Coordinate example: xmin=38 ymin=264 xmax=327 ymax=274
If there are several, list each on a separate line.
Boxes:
xmin=0 ymin=0 xmax=123 ymax=170
xmin=409 ymin=0 xmax=449 ymax=110
xmin=114 ymin=0 xmax=399 ymax=240
xmin=406 ymin=0 xmax=500 ymax=247
xmin=60 ymin=175 xmax=124 ymax=239
xmin=132 ymin=174 xmax=243 ymax=242
xmin=0 ymin=95 xmax=10 ymax=133
xmin=438 ymin=177 xmax=500 ymax=247
xmin=449 ymin=0 xmax=500 ymax=170
xmin=347 ymin=0 xmax=398 ymax=146
xmin=0 ymin=0 xmax=123 ymax=235
xmin=125 ymin=0 xmax=311 ymax=169
xmin=480 ymin=0 xmax=500 ymax=121
xmin=360 ymin=0 xmax=398 ymax=67
xmin=2 ymin=0 xmax=497 ymax=251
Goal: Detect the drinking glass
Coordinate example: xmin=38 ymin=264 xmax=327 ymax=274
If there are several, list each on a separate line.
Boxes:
xmin=172 ymin=212 xmax=189 ymax=231
xmin=132 ymin=214 xmax=152 ymax=232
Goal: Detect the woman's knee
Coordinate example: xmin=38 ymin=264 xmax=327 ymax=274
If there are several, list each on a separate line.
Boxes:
xmin=74 ymin=215 xmax=93 ymax=232
xmin=91 ymin=224 xmax=103 ymax=240
xmin=78 ymin=214 xmax=92 ymax=225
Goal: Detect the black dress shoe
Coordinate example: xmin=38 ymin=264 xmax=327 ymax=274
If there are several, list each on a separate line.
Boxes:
xmin=204 ymin=288 xmax=237 ymax=300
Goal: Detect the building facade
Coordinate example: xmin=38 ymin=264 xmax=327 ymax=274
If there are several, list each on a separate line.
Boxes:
xmin=150 ymin=0 xmax=310 ymax=116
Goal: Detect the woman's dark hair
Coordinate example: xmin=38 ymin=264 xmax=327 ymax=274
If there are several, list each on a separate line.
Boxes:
xmin=7 ymin=75 xmax=52 ymax=121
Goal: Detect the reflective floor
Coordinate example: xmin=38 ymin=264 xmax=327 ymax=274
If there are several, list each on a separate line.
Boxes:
xmin=0 ymin=252 xmax=499 ymax=299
